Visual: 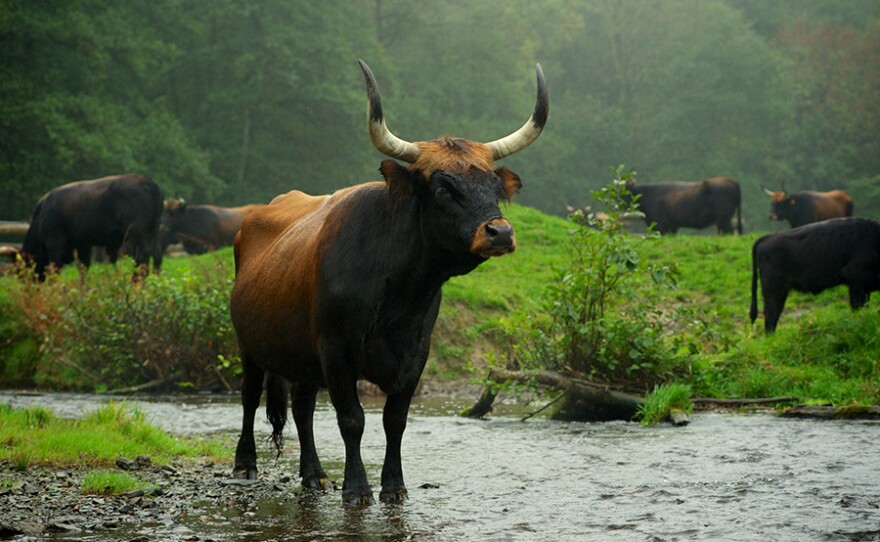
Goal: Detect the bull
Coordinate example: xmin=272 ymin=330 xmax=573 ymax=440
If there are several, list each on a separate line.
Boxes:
xmin=749 ymin=217 xmax=880 ymax=334
xmin=161 ymin=200 xmax=265 ymax=254
xmin=21 ymin=173 xmax=163 ymax=280
xmin=624 ymin=177 xmax=742 ymax=234
xmin=762 ymin=187 xmax=853 ymax=228
xmin=229 ymin=59 xmax=548 ymax=505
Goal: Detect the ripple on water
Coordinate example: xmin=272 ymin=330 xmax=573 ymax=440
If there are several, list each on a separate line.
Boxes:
xmin=1 ymin=393 xmax=879 ymax=541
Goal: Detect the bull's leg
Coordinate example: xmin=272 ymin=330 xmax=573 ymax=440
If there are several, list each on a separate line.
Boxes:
xmin=847 ymin=284 xmax=869 ymax=310
xmin=233 ymin=354 xmax=264 ymax=479
xmin=762 ymin=288 xmax=788 ymax=334
xmin=379 ymin=292 xmax=438 ymax=503
xmin=380 ymin=391 xmax=414 ymax=503
xmin=323 ymin=351 xmax=373 ymax=505
xmin=842 ymin=264 xmax=872 ymax=310
xmin=291 ymin=382 xmax=331 ymax=491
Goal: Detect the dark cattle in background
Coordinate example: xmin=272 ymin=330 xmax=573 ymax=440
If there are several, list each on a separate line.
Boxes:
xmin=624 ymin=177 xmax=742 ymax=234
xmin=20 ymin=174 xmax=163 ymax=280
xmin=750 ymin=217 xmax=880 ymax=334
xmin=762 ymin=188 xmax=853 ymax=228
xmin=161 ymin=200 xmax=265 ymax=254
xmin=229 ymin=59 xmax=548 ymax=505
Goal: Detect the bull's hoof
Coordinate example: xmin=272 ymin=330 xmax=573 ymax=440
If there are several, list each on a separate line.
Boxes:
xmin=302 ymin=476 xmax=334 ymax=492
xmin=232 ymin=467 xmax=258 ymax=480
xmin=379 ymin=486 xmax=408 ymax=504
xmin=342 ymin=489 xmax=375 ymax=507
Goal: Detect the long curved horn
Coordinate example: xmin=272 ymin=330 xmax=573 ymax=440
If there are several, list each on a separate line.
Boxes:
xmin=762 ymin=187 xmax=776 ymax=197
xmin=485 ymin=63 xmax=549 ymax=161
xmin=358 ymin=59 xmax=421 ymax=163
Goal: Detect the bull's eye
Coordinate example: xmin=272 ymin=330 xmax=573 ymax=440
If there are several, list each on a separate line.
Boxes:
xmin=435 ymin=185 xmax=449 ymax=198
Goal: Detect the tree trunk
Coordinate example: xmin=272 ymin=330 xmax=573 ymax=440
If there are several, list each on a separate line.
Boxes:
xmin=464 ymin=369 xmax=644 ymax=422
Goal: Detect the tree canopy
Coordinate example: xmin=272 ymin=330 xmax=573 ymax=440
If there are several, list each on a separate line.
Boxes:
xmin=2 ymin=0 xmax=878 ymax=229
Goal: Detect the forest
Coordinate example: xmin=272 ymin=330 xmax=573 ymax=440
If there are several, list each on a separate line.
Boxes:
xmin=2 ymin=0 xmax=879 ymax=230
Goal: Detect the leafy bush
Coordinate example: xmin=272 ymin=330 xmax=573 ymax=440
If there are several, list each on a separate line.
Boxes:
xmin=1 ymin=254 xmax=239 ymax=392
xmin=489 ymin=167 xmax=707 ymax=390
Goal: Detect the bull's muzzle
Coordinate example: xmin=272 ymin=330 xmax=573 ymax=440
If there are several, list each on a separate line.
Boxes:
xmin=471 ymin=218 xmax=516 ymax=258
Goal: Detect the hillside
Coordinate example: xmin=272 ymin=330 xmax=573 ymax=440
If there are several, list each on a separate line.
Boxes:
xmin=1 ymin=204 xmax=877 ymax=404
xmin=432 ymin=205 xmax=880 ymax=404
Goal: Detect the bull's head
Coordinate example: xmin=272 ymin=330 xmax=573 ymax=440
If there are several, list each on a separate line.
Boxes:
xmin=762 ymin=187 xmax=792 ymax=221
xmin=358 ymin=59 xmax=548 ymax=261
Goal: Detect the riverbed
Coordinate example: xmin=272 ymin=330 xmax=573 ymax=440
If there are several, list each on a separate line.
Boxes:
xmin=1 ymin=391 xmax=878 ymax=541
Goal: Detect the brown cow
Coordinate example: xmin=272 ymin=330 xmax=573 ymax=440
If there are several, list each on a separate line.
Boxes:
xmin=762 ymin=188 xmax=853 ymax=228
xmin=229 ymin=59 xmax=548 ymax=505
xmin=161 ymin=200 xmax=265 ymax=254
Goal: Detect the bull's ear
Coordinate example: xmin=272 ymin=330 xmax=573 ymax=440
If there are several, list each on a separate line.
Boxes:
xmin=380 ymin=160 xmax=419 ymax=200
xmin=495 ymin=167 xmax=522 ymax=200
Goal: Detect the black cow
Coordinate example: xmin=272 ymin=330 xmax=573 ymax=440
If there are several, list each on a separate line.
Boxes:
xmin=21 ymin=174 xmax=163 ymax=280
xmin=762 ymin=188 xmax=853 ymax=228
xmin=161 ymin=200 xmax=265 ymax=254
xmin=750 ymin=217 xmax=880 ymax=334
xmin=229 ymin=59 xmax=548 ymax=505
xmin=624 ymin=177 xmax=742 ymax=234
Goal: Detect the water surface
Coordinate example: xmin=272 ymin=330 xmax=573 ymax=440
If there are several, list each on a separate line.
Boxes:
xmin=2 ymin=391 xmax=878 ymax=541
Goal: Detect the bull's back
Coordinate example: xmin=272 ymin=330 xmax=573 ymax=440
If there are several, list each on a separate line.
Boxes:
xmin=757 ymin=218 xmax=880 ymax=291
xmin=230 ymin=184 xmax=379 ymax=375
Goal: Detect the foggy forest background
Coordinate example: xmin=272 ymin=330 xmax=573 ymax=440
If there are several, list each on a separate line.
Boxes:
xmin=2 ymin=0 xmax=878 ymax=231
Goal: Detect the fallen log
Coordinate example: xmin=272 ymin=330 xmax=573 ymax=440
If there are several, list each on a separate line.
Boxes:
xmin=779 ymin=404 xmax=880 ymax=420
xmin=0 ymin=221 xmax=29 ymax=237
xmin=463 ymin=369 xmax=644 ymax=422
xmin=694 ymin=396 xmax=799 ymax=407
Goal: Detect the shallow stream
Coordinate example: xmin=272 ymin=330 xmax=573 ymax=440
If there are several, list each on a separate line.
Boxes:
xmin=2 ymin=391 xmax=878 ymax=541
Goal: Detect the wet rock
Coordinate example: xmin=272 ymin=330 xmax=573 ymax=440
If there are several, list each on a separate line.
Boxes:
xmin=116 ymin=457 xmax=136 ymax=470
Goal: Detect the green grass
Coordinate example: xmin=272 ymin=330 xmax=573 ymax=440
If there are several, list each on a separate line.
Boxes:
xmin=0 ymin=402 xmax=228 ymax=468
xmin=81 ymin=469 xmax=150 ymax=495
xmin=438 ymin=209 xmax=880 ymax=405
xmin=637 ymin=383 xmax=694 ymax=425
xmin=2 ymin=203 xmax=878 ymax=405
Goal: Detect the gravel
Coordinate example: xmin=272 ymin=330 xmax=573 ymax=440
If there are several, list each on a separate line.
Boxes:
xmin=0 ymin=456 xmax=302 ymax=540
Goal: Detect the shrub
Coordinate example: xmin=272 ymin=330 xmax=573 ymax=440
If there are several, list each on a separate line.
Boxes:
xmin=489 ymin=167 xmax=706 ymax=390
xmin=1 ymin=254 xmax=240 ymax=392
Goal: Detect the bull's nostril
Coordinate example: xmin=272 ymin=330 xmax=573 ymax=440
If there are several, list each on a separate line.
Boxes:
xmin=486 ymin=222 xmax=513 ymax=244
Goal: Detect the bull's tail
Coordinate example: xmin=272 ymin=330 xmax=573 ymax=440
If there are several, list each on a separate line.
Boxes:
xmin=749 ymin=239 xmax=761 ymax=324
xmin=265 ymin=373 xmax=289 ymax=457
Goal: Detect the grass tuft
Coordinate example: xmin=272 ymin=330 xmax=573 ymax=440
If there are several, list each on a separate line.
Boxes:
xmin=81 ymin=470 xmax=148 ymax=495
xmin=636 ymin=383 xmax=694 ymax=426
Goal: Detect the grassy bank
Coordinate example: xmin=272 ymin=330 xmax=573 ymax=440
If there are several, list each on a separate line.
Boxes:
xmin=0 ymin=403 xmax=226 ymax=469
xmin=1 ymin=203 xmax=878 ymax=404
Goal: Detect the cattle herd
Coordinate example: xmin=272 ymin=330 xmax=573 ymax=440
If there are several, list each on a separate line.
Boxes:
xmin=6 ymin=60 xmax=879 ymax=504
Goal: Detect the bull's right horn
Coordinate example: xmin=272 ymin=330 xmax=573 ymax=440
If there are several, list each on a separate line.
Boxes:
xmin=485 ymin=63 xmax=549 ymax=161
xmin=358 ymin=59 xmax=421 ymax=163
xmin=762 ymin=187 xmax=777 ymax=197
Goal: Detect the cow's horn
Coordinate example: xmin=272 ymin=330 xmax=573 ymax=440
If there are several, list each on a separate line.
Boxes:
xmin=485 ymin=63 xmax=549 ymax=161
xmin=762 ymin=187 xmax=776 ymax=197
xmin=358 ymin=59 xmax=421 ymax=163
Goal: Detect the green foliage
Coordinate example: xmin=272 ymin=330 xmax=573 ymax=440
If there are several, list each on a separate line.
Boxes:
xmin=487 ymin=168 xmax=698 ymax=389
xmin=636 ymin=384 xmax=694 ymax=426
xmin=1 ymin=253 xmax=239 ymax=392
xmin=81 ymin=470 xmax=148 ymax=496
xmin=2 ymin=0 xmax=878 ymax=228
xmin=0 ymin=403 xmax=227 ymax=468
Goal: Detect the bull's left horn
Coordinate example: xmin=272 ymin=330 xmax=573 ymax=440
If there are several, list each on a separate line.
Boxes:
xmin=358 ymin=59 xmax=421 ymax=163
xmin=485 ymin=63 xmax=549 ymax=161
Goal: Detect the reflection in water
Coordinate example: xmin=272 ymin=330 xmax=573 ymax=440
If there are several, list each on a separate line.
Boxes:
xmin=2 ymin=391 xmax=879 ymax=541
